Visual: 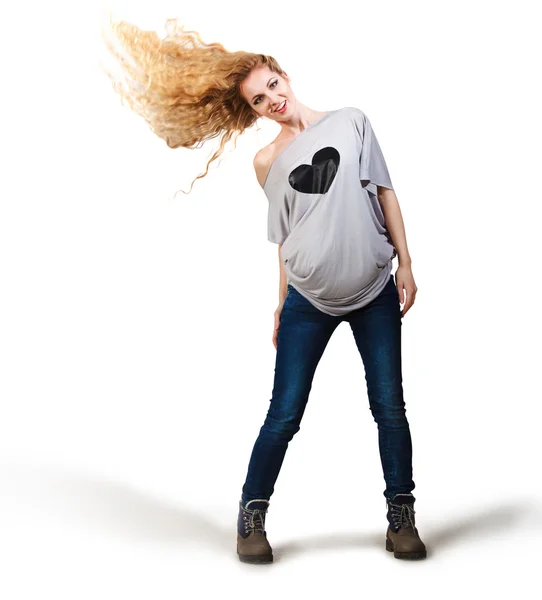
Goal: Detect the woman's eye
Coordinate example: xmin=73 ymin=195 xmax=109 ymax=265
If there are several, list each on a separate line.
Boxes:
xmin=254 ymin=81 xmax=278 ymax=105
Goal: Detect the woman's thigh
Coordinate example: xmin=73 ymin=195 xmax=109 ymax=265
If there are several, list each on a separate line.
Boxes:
xmin=270 ymin=285 xmax=340 ymax=419
xmin=345 ymin=275 xmax=403 ymax=394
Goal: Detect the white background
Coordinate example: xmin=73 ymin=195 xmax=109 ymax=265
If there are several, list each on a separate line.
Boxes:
xmin=1 ymin=0 xmax=541 ymax=597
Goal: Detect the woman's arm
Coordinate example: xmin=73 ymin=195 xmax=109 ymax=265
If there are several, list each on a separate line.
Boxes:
xmin=377 ymin=187 xmax=411 ymax=267
xmin=278 ymin=244 xmax=288 ymax=305
xmin=271 ymin=244 xmax=288 ymax=350
xmin=377 ymin=186 xmax=418 ymax=317
xmin=253 ymin=151 xmax=289 ymax=304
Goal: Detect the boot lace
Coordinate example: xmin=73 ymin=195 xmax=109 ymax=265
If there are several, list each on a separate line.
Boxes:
xmin=389 ymin=501 xmax=416 ymax=530
xmin=243 ymin=508 xmax=267 ymax=534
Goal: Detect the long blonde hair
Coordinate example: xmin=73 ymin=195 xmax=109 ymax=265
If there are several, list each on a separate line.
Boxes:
xmin=101 ymin=16 xmax=285 ymax=195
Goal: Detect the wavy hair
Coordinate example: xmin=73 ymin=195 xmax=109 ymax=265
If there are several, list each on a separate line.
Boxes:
xmin=100 ymin=16 xmax=285 ymax=195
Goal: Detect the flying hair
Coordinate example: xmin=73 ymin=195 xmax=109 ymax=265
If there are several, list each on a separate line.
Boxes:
xmin=100 ymin=15 xmax=286 ymax=196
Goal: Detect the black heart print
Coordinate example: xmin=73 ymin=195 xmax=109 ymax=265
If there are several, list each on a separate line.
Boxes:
xmin=288 ymin=147 xmax=340 ymax=194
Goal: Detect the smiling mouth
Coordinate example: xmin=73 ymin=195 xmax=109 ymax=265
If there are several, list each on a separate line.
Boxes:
xmin=274 ymin=100 xmax=287 ymax=113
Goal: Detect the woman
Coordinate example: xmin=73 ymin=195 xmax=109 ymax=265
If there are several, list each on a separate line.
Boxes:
xmin=102 ymin=17 xmax=426 ymax=565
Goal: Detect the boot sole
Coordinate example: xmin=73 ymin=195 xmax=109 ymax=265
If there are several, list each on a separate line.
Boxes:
xmin=386 ymin=537 xmax=427 ymax=559
xmin=237 ymin=550 xmax=273 ymax=564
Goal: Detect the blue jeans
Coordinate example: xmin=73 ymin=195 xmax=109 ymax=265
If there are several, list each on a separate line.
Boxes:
xmin=241 ymin=273 xmax=416 ymax=504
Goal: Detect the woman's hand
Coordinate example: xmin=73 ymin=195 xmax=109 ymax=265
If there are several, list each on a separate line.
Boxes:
xmin=395 ymin=265 xmax=418 ymax=317
xmin=272 ymin=303 xmax=284 ymax=350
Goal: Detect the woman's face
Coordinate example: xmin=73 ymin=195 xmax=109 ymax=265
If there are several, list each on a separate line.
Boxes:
xmin=240 ymin=65 xmax=293 ymax=121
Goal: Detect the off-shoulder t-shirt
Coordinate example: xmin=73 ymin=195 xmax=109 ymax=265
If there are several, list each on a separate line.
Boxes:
xmin=263 ymin=106 xmax=397 ymax=316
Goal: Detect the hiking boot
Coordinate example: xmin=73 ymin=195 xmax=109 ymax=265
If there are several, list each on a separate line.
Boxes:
xmin=385 ymin=493 xmax=427 ymax=559
xmin=237 ymin=498 xmax=273 ymax=564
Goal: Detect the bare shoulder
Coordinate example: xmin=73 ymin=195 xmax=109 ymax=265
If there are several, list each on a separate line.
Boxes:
xmin=254 ymin=131 xmax=297 ymax=189
xmin=253 ymin=144 xmax=277 ymax=189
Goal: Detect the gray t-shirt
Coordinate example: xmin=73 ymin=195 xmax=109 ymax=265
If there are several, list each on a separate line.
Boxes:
xmin=263 ymin=106 xmax=397 ymax=316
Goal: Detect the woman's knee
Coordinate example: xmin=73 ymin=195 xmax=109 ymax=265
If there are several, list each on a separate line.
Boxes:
xmin=261 ymin=412 xmax=302 ymax=442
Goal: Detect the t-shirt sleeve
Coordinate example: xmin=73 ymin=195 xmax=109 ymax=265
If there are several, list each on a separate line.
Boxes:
xmin=266 ymin=192 xmax=290 ymax=244
xmin=353 ymin=109 xmax=394 ymax=193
